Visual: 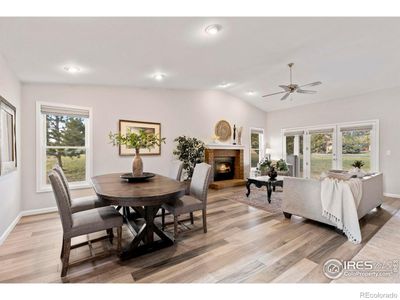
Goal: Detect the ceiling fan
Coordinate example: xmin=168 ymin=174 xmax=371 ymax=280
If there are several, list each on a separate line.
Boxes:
xmin=262 ymin=63 xmax=322 ymax=101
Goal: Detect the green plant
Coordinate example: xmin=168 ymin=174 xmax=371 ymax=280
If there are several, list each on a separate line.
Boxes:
xmin=258 ymin=157 xmax=272 ymax=172
xmin=109 ymin=129 xmax=165 ymax=152
xmin=173 ymin=136 xmax=205 ymax=180
xmin=352 ymin=160 xmax=365 ymax=169
xmin=275 ymin=159 xmax=288 ymax=172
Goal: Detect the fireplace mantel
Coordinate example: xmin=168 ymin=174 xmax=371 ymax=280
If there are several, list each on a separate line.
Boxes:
xmin=206 ymin=143 xmax=245 ymax=150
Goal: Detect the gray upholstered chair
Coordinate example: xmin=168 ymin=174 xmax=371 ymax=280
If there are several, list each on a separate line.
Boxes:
xmin=53 ymin=165 xmax=109 ymax=213
xmin=169 ymin=160 xmax=184 ymax=181
xmin=48 ymin=171 xmax=123 ymax=277
xmin=161 ymin=163 xmax=212 ymax=238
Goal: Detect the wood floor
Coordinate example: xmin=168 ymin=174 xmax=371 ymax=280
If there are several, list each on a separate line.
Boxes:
xmin=0 ymin=186 xmax=399 ymax=283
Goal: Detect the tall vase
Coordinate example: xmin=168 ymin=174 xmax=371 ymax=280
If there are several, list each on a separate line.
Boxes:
xmin=132 ymin=148 xmax=143 ymax=176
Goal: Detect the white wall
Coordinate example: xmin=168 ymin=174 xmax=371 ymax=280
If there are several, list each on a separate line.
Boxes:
xmin=265 ymin=87 xmax=400 ymax=196
xmin=21 ymin=83 xmax=267 ymax=211
xmin=0 ymin=54 xmax=21 ymax=240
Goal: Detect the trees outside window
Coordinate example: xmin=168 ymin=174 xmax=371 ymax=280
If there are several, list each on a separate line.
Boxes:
xmin=37 ymin=103 xmax=91 ymax=191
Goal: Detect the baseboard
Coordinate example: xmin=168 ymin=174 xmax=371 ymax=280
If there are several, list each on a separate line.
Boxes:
xmin=384 ymin=193 xmax=400 ymax=199
xmin=0 ymin=213 xmax=21 ymax=245
xmin=20 ymin=206 xmax=57 ymax=217
xmin=0 ymin=206 xmax=58 ymax=246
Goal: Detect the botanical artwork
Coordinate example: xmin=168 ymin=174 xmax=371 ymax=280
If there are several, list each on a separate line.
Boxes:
xmin=0 ymin=96 xmax=17 ymax=176
xmin=118 ymin=120 xmax=162 ymax=156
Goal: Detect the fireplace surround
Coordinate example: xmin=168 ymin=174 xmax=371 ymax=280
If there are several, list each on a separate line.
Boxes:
xmin=205 ymin=145 xmax=245 ymax=189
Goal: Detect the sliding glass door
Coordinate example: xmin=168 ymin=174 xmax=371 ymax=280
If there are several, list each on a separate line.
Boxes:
xmin=308 ymin=128 xmax=335 ymax=179
xmin=283 ymin=120 xmax=378 ymax=179
xmin=283 ymin=131 xmax=304 ymax=177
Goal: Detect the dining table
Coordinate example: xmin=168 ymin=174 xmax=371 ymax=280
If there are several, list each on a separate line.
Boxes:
xmin=91 ymin=173 xmax=186 ymax=261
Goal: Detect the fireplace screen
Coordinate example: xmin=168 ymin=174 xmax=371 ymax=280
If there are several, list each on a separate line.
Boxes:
xmin=214 ymin=157 xmax=235 ymax=181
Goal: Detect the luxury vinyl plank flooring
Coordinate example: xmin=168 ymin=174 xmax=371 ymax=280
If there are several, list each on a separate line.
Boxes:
xmin=0 ymin=186 xmax=399 ymax=283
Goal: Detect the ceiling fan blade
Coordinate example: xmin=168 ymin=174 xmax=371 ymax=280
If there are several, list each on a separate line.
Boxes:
xmin=262 ymin=91 xmax=286 ymax=98
xmin=279 ymin=85 xmax=290 ymax=92
xmin=281 ymin=93 xmax=291 ymax=101
xmin=299 ymin=81 xmax=322 ymax=88
xmin=297 ymin=88 xmax=317 ymax=94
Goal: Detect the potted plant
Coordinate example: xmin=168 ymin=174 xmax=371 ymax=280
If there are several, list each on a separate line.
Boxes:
xmin=173 ymin=136 xmax=205 ymax=181
xmin=109 ymin=129 xmax=165 ymax=176
xmin=351 ymin=160 xmax=365 ymax=172
xmin=258 ymin=157 xmax=271 ymax=176
xmin=275 ymin=159 xmax=289 ymax=175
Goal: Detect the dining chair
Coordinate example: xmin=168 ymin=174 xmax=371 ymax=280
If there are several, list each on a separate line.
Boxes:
xmin=169 ymin=160 xmax=184 ymax=181
xmin=48 ymin=171 xmax=123 ymax=277
xmin=53 ymin=165 xmax=109 ymax=214
xmin=161 ymin=163 xmax=212 ymax=238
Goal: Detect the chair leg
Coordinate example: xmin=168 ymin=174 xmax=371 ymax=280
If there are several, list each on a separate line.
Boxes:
xmin=174 ymin=215 xmax=179 ymax=239
xmin=117 ymin=226 xmax=122 ymax=252
xmin=61 ymin=238 xmax=71 ymax=277
xmin=60 ymin=239 xmax=64 ymax=259
xmin=161 ymin=208 xmax=166 ymax=230
xmin=283 ymin=212 xmax=292 ymax=219
xmin=107 ymin=229 xmax=114 ymax=244
xmin=190 ymin=212 xmax=194 ymax=224
xmin=202 ymin=209 xmax=207 ymax=233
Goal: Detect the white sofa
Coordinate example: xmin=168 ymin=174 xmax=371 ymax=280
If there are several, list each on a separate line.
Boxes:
xmin=282 ymin=173 xmax=384 ymax=226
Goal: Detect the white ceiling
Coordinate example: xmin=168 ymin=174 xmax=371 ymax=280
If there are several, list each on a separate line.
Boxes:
xmin=1 ymin=17 xmax=400 ymax=112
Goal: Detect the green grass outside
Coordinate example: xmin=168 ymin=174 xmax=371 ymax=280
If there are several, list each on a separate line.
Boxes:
xmin=46 ymin=152 xmax=369 ymax=183
xmin=310 ymin=153 xmax=370 ymax=178
xmin=46 ymin=154 xmax=86 ymax=183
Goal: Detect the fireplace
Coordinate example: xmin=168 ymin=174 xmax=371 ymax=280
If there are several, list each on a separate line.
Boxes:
xmin=214 ymin=157 xmax=235 ymax=181
xmin=205 ymin=146 xmax=246 ymax=189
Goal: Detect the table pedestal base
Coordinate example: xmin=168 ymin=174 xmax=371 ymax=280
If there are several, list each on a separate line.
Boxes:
xmin=120 ymin=205 xmax=174 ymax=261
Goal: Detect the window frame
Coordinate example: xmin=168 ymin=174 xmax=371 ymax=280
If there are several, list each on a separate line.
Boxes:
xmin=250 ymin=127 xmax=264 ymax=170
xmin=281 ymin=119 xmax=379 ymax=178
xmin=36 ymin=101 xmax=93 ymax=193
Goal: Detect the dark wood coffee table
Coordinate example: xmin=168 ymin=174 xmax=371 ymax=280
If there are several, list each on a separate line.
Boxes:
xmin=246 ymin=176 xmax=284 ymax=203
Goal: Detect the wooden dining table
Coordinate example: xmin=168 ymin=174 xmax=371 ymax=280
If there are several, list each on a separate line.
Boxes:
xmin=91 ymin=173 xmax=186 ymax=260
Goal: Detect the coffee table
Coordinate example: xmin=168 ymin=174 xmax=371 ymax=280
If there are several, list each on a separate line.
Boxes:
xmin=246 ymin=176 xmax=284 ymax=203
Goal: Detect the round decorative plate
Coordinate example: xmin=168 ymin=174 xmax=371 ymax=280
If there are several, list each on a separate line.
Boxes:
xmin=215 ymin=120 xmax=232 ymax=142
xmin=120 ymin=172 xmax=155 ymax=183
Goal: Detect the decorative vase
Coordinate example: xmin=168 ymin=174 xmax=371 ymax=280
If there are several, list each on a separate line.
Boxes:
xmin=237 ymin=126 xmax=243 ymax=145
xmin=132 ymin=148 xmax=143 ymax=176
xmin=267 ymin=167 xmax=278 ymax=180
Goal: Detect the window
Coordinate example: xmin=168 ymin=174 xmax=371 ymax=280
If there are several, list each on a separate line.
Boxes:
xmin=36 ymin=102 xmax=92 ymax=192
xmin=282 ymin=120 xmax=379 ymax=179
xmin=250 ymin=128 xmax=264 ymax=168
xmin=339 ymin=124 xmax=375 ymax=172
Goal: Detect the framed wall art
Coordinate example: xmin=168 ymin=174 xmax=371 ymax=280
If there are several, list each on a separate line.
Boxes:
xmin=0 ymin=96 xmax=17 ymax=176
xmin=118 ymin=120 xmax=162 ymax=156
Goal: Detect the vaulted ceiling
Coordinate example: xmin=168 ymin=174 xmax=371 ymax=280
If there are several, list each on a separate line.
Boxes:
xmin=0 ymin=17 xmax=400 ymax=111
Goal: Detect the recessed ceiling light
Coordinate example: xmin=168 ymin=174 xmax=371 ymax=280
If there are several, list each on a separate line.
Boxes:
xmin=218 ymin=82 xmax=232 ymax=88
xmin=205 ymin=24 xmax=223 ymax=35
xmin=246 ymin=90 xmax=256 ymax=96
xmin=63 ymin=65 xmax=81 ymax=74
xmin=153 ymin=73 xmax=166 ymax=81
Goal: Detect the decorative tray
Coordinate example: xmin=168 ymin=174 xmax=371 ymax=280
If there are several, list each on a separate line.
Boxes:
xmin=120 ymin=172 xmax=155 ymax=183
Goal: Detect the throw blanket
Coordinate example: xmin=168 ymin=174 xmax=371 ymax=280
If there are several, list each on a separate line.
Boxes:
xmin=321 ymin=177 xmax=363 ymax=244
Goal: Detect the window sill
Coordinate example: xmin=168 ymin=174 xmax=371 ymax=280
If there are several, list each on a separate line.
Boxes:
xmin=37 ymin=182 xmax=92 ymax=193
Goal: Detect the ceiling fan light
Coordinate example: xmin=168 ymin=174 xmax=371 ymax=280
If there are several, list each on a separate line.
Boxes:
xmin=205 ymin=24 xmax=223 ymax=35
